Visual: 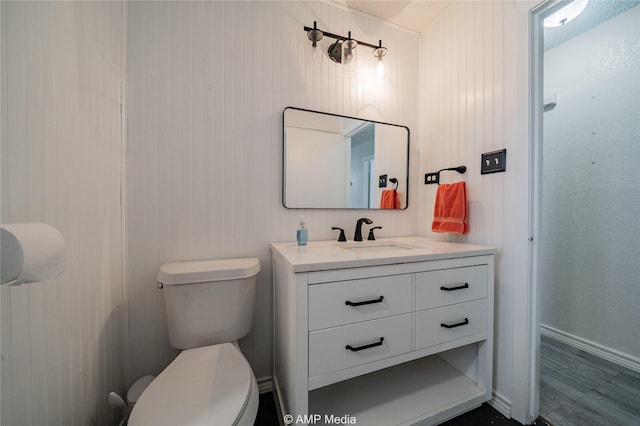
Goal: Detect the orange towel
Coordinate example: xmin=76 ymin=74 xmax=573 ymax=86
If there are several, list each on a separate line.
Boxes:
xmin=432 ymin=181 xmax=468 ymax=234
xmin=380 ymin=189 xmax=400 ymax=209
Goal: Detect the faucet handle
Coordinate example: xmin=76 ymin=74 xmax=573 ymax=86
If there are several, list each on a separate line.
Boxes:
xmin=332 ymin=227 xmax=347 ymax=242
xmin=367 ymin=226 xmax=382 ymax=241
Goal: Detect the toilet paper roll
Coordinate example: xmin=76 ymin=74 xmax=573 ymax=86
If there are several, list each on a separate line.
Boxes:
xmin=1 ymin=223 xmax=65 ymax=285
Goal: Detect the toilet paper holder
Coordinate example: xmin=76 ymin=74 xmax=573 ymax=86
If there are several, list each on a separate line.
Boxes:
xmin=1 ymin=222 xmax=66 ymax=285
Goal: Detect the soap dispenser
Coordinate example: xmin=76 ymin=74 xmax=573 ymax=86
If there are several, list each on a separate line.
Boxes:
xmin=297 ymin=217 xmax=308 ymax=246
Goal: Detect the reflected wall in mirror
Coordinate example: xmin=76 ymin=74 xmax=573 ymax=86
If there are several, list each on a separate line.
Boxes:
xmin=283 ymin=107 xmax=409 ymax=209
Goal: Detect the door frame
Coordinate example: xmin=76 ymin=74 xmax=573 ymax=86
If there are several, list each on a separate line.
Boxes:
xmin=513 ymin=0 xmax=573 ymax=423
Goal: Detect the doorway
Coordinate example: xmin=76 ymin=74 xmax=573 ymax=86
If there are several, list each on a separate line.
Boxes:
xmin=349 ymin=123 xmax=376 ymax=208
xmin=531 ymin=1 xmax=640 ymax=424
xmin=363 ymin=155 xmax=375 ymax=208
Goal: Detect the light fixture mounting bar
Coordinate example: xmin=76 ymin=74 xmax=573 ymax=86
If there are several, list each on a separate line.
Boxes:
xmin=303 ymin=25 xmax=381 ymax=50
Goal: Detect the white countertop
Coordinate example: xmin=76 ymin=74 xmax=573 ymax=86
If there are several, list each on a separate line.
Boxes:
xmin=270 ymin=236 xmax=496 ymax=273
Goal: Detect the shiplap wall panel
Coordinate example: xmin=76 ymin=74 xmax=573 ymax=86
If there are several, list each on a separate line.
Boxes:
xmin=1 ymin=2 xmax=124 ymax=425
xmin=126 ymin=0 xmax=419 ymax=384
xmin=419 ymin=0 xmax=529 ymax=410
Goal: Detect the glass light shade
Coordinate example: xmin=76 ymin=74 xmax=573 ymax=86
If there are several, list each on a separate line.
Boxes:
xmin=373 ymin=46 xmax=388 ymax=79
xmin=310 ymin=40 xmax=323 ymax=64
xmin=307 ymin=27 xmax=324 ymax=64
xmin=544 ymin=0 xmax=589 ymax=27
xmin=341 ymin=39 xmax=358 ymax=65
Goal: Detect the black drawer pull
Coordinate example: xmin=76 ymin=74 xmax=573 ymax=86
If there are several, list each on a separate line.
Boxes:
xmin=345 ymin=296 xmax=384 ymax=307
xmin=345 ymin=337 xmax=384 ymax=352
xmin=441 ymin=318 xmax=469 ymax=329
xmin=440 ymin=283 xmax=469 ymax=292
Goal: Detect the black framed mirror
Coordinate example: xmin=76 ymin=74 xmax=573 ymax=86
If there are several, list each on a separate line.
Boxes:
xmin=282 ymin=107 xmax=409 ymax=209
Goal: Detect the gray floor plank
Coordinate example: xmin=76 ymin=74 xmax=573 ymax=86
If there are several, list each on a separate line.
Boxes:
xmin=617 ymin=369 xmax=640 ymax=398
xmin=540 ymin=336 xmax=640 ymax=426
xmin=541 ymin=374 xmax=640 ymax=425
xmin=588 ymin=383 xmax=640 ymax=420
xmin=540 ymin=375 xmax=572 ymax=412
xmin=546 ymin=403 xmax=621 ymax=426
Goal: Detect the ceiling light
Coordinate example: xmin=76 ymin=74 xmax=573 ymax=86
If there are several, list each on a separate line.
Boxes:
xmin=544 ymin=0 xmax=589 ymax=28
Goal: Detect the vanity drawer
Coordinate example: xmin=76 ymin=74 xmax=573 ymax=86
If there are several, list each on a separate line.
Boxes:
xmin=415 ymin=265 xmax=487 ymax=310
xmin=415 ymin=299 xmax=487 ymax=350
xmin=309 ymin=313 xmax=412 ymax=379
xmin=308 ymin=274 xmax=412 ymax=331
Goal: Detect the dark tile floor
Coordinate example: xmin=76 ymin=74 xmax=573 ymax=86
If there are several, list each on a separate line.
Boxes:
xmin=439 ymin=403 xmax=547 ymax=426
xmin=254 ymin=393 xmax=549 ymax=426
xmin=254 ymin=392 xmax=281 ymax=426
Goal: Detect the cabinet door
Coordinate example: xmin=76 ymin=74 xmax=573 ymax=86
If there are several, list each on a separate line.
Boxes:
xmin=415 ymin=299 xmax=488 ymax=350
xmin=308 ymin=275 xmax=412 ymax=331
xmin=309 ymin=314 xmax=412 ymax=379
xmin=415 ymin=265 xmax=487 ymax=310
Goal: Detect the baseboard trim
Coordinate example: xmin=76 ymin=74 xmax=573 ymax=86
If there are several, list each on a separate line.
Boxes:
xmin=541 ymin=324 xmax=640 ymax=374
xmin=257 ymin=376 xmax=274 ymax=394
xmin=488 ymin=391 xmax=511 ymax=419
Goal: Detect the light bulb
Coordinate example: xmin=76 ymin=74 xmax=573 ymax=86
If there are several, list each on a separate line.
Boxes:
xmin=376 ymin=57 xmax=384 ymax=79
xmin=372 ymin=41 xmax=388 ymax=80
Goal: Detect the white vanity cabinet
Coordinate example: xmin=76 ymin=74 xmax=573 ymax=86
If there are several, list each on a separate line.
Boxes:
xmin=271 ymin=237 xmax=495 ymax=426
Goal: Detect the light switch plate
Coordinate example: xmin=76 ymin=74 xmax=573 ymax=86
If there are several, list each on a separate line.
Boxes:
xmin=481 ymin=149 xmax=507 ymax=174
xmin=379 ymin=174 xmax=388 ymax=188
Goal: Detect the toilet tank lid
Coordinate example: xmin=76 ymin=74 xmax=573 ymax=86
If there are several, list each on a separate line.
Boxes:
xmin=158 ymin=258 xmax=260 ymax=285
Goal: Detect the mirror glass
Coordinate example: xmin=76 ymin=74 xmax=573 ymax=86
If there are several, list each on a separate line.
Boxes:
xmin=283 ymin=107 xmax=409 ymax=209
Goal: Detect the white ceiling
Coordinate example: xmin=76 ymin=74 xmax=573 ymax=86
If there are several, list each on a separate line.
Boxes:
xmin=337 ymin=0 xmax=454 ymax=33
xmin=544 ymin=0 xmax=640 ymax=50
xmin=337 ymin=0 xmax=640 ymax=43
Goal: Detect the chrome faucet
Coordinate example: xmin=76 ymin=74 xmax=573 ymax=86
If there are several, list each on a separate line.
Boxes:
xmin=354 ymin=218 xmax=373 ymax=242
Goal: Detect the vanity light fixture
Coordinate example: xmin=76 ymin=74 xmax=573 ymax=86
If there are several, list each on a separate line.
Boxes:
xmin=544 ymin=0 xmax=589 ymax=27
xmin=304 ymin=22 xmax=388 ymax=66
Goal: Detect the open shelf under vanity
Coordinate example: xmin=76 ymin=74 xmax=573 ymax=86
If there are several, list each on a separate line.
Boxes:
xmin=309 ymin=347 xmax=487 ymax=426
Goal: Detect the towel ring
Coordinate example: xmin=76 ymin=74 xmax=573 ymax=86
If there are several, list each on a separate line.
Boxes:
xmin=389 ymin=178 xmax=399 ymax=190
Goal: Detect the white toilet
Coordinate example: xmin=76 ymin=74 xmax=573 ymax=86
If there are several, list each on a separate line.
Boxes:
xmin=128 ymin=258 xmax=261 ymax=426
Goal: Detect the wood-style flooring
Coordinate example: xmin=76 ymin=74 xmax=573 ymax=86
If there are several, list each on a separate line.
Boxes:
xmin=540 ymin=334 xmax=640 ymax=426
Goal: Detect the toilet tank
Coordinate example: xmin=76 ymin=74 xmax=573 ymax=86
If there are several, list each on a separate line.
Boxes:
xmin=157 ymin=258 xmax=260 ymax=350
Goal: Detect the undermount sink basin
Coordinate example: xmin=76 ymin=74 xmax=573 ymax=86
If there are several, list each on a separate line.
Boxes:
xmin=339 ymin=241 xmax=419 ymax=253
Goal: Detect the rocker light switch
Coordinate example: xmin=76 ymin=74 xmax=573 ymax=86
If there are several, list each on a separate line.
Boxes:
xmin=379 ymin=174 xmax=388 ymax=188
xmin=481 ymin=149 xmax=507 ymax=174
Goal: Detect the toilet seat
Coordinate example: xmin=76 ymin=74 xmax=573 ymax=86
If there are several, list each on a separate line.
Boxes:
xmin=128 ymin=343 xmax=256 ymax=426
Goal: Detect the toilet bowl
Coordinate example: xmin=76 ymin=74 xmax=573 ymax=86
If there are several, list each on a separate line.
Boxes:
xmin=128 ymin=343 xmax=258 ymax=426
xmin=128 ymin=258 xmax=260 ymax=426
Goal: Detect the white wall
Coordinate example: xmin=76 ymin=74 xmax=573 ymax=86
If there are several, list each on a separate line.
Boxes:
xmin=1 ymin=2 xmax=124 ymax=425
xmin=419 ymin=0 xmax=532 ymax=415
xmin=541 ymin=7 xmax=640 ymax=360
xmin=125 ymin=0 xmax=419 ymax=386
xmin=284 ymin=127 xmax=349 ymax=208
xmin=374 ymin=123 xmax=408 ymax=207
